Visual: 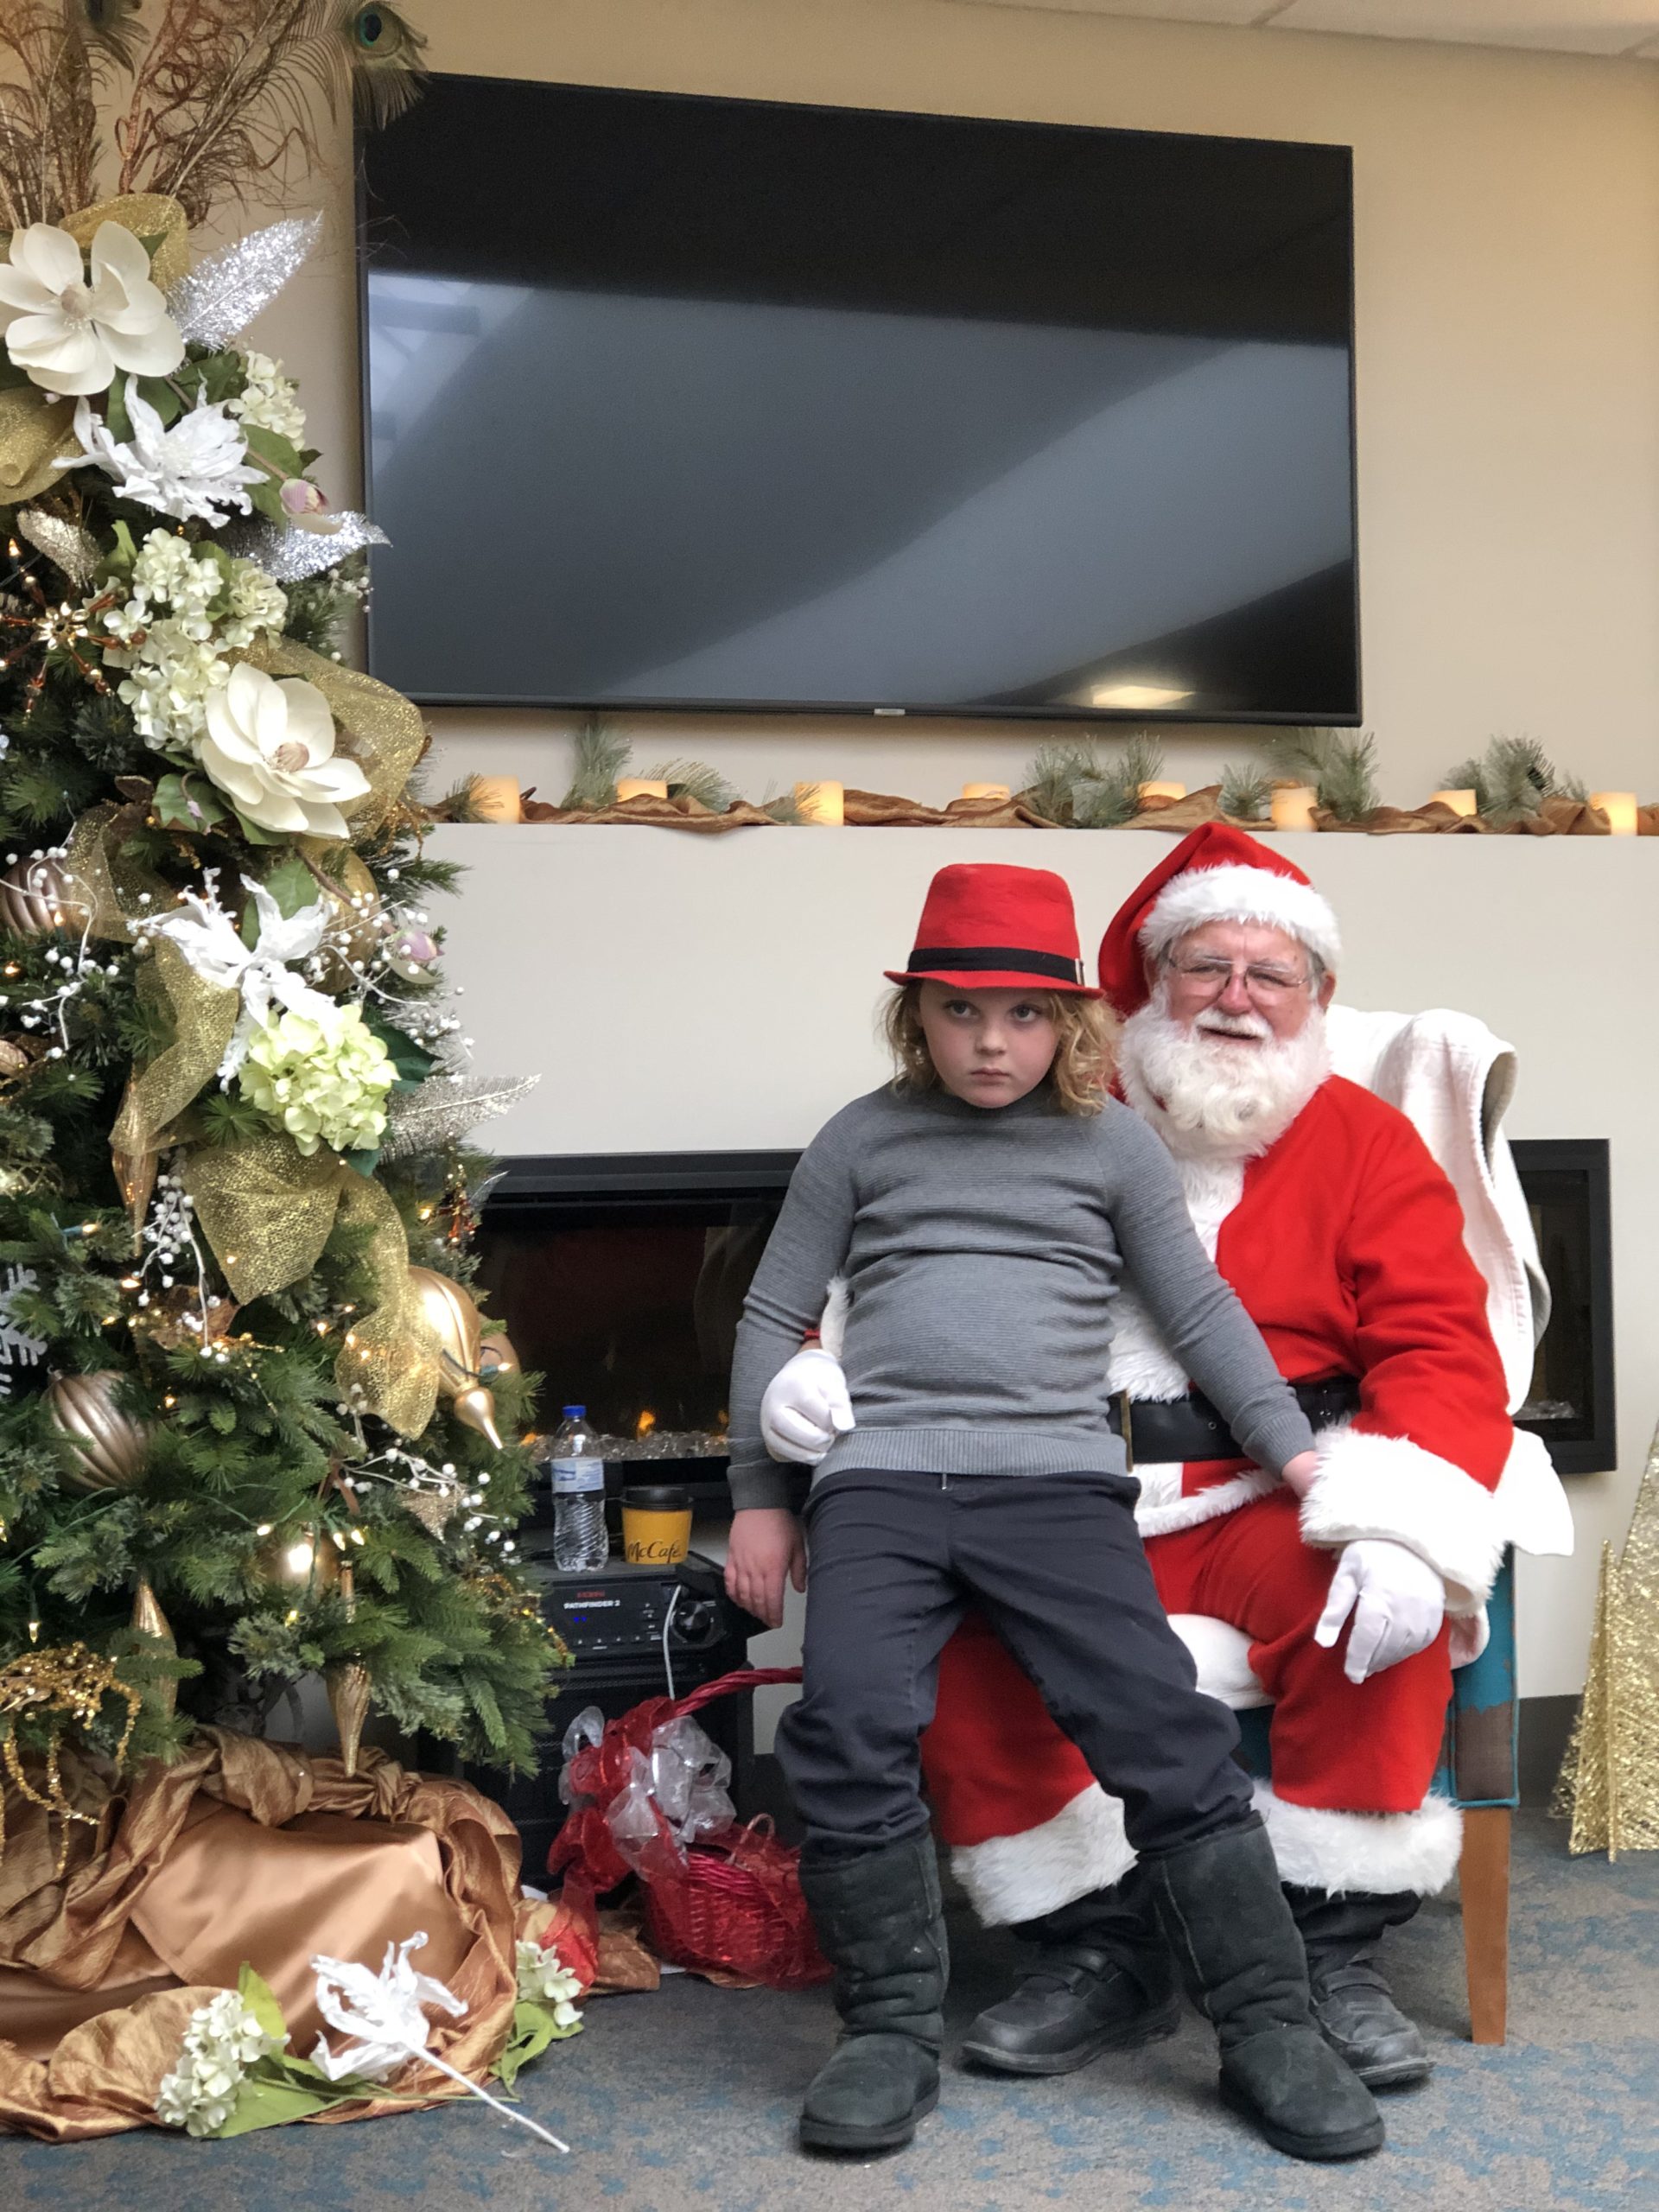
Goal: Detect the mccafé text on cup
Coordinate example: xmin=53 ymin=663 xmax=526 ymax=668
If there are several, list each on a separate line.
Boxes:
xmin=621 ymin=1484 xmax=692 ymax=1567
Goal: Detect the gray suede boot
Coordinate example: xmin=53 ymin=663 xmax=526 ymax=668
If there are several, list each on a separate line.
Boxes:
xmin=960 ymin=1867 xmax=1179 ymax=2075
xmin=1147 ymin=1817 xmax=1385 ymax=2162
xmin=797 ymin=1833 xmax=949 ymax=2153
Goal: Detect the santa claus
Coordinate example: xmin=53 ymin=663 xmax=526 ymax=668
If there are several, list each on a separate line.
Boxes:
xmin=760 ymin=823 xmax=1529 ymax=2092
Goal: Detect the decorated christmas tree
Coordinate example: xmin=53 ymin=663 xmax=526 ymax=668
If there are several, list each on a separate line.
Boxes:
xmin=0 ymin=6 xmax=562 ymax=1843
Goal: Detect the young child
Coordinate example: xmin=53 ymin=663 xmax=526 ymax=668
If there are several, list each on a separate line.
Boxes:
xmin=725 ymin=863 xmax=1382 ymax=2164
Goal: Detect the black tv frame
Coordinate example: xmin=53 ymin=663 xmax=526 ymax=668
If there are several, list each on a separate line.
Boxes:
xmin=354 ymin=76 xmax=1362 ymax=728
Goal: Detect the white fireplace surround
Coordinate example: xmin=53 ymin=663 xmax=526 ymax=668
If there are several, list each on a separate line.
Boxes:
xmin=429 ymin=823 xmax=1655 ymax=1709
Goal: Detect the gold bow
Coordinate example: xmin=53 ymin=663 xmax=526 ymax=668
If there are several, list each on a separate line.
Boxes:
xmin=184 ymin=1133 xmax=442 ymax=1436
xmin=110 ymin=938 xmax=238 ymax=1164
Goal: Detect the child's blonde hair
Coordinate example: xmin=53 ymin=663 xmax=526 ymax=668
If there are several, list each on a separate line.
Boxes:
xmin=882 ymin=983 xmax=1116 ymax=1117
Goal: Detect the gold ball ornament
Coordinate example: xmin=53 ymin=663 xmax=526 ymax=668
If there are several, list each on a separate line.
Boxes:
xmin=47 ymin=1372 xmax=155 ymax=1493
xmin=0 ymin=855 xmax=92 ymax=938
xmin=253 ymin=1526 xmax=342 ymax=1598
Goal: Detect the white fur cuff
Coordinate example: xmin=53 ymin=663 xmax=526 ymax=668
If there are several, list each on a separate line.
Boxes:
xmin=1253 ymin=1781 xmax=1463 ymax=1897
xmin=1300 ymin=1425 xmax=1503 ymax=1610
xmin=950 ymin=1785 xmax=1135 ymax=1928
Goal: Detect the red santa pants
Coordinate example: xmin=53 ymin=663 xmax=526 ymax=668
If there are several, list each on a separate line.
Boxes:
xmin=922 ymin=1487 xmax=1453 ymax=1844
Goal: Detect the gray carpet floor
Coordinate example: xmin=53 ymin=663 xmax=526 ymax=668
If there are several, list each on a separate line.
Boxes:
xmin=5 ymin=1810 xmax=1657 ymax=2212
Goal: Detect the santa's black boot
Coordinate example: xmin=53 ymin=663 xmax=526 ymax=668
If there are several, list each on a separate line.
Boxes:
xmin=797 ymin=1833 xmax=948 ymax=2154
xmin=1284 ymin=1886 xmax=1430 ymax=2089
xmin=960 ymin=1868 xmax=1179 ymax=2075
xmin=1147 ymin=1817 xmax=1384 ymax=2162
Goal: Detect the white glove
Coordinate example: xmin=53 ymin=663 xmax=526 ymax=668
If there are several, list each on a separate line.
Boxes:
xmin=1314 ymin=1538 xmax=1446 ymax=1685
xmin=760 ymin=1346 xmax=855 ymax=1465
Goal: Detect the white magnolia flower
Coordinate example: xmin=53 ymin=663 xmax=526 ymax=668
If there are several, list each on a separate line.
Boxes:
xmin=199 ymin=662 xmax=370 ymax=839
xmin=0 ymin=220 xmax=183 ymax=396
xmin=72 ymin=378 xmax=264 ymax=524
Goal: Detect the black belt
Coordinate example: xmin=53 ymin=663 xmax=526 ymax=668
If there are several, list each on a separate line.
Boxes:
xmin=1107 ymin=1378 xmax=1360 ymax=1471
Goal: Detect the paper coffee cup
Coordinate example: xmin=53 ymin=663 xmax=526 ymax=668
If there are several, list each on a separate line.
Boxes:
xmin=621 ymin=1484 xmax=692 ymax=1567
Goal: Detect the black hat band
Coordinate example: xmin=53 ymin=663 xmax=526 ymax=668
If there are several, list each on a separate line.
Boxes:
xmin=905 ymin=944 xmax=1085 ymax=985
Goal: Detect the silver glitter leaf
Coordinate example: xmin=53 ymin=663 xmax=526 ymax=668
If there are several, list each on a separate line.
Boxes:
xmin=380 ymin=1073 xmax=541 ymax=1161
xmin=16 ymin=506 xmax=99 ymax=588
xmin=219 ymin=509 xmax=389 ymax=582
xmin=168 ymin=214 xmax=322 ymax=348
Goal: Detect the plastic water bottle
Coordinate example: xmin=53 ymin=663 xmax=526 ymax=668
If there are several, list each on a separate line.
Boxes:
xmin=550 ymin=1406 xmax=609 ymax=1571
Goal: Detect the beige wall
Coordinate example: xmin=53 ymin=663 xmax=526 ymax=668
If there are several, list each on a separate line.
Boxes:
xmin=257 ymin=0 xmax=1659 ymax=809
xmin=428 ymin=821 xmax=1658 ymax=1707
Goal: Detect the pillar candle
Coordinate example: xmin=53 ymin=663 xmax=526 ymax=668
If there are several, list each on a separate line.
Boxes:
xmin=615 ymin=779 xmax=670 ymax=803
xmin=1590 ymin=791 xmax=1638 ymax=836
xmin=470 ymin=775 xmax=522 ymax=823
xmin=1269 ymin=783 xmax=1319 ymax=831
xmin=1428 ymin=788 xmax=1478 ymax=817
xmin=960 ymin=782 xmax=1012 ymax=802
xmin=795 ymin=780 xmax=845 ymax=824
xmin=1137 ymin=780 xmax=1187 ymax=804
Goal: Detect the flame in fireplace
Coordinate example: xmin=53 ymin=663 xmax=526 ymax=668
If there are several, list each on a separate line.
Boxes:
xmin=636 ymin=1409 xmax=658 ymax=1440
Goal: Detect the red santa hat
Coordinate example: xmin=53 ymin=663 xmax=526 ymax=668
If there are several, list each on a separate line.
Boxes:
xmin=1096 ymin=823 xmax=1341 ymax=1019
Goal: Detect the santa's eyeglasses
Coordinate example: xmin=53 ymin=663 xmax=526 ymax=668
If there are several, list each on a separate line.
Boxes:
xmin=1166 ymin=957 xmax=1312 ymax=1002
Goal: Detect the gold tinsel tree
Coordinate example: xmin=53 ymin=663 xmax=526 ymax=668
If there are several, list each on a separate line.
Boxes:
xmin=1554 ymin=1425 xmax=1659 ymax=1856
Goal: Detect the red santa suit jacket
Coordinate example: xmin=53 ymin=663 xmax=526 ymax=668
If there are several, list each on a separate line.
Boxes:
xmin=1107 ymin=1074 xmax=1512 ymax=1610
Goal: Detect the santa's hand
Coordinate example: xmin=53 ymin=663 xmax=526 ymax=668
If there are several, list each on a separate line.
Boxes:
xmin=1314 ymin=1539 xmax=1446 ymax=1684
xmin=760 ymin=1346 xmax=855 ymax=1465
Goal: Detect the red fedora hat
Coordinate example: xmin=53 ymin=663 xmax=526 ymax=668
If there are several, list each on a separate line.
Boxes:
xmin=887 ymin=864 xmax=1101 ymax=996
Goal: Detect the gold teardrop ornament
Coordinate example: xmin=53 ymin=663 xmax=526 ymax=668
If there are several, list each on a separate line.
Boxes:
xmin=130 ymin=1574 xmax=178 ymax=1718
xmin=48 ymin=1372 xmax=154 ymax=1493
xmin=451 ymin=1383 xmax=505 ymax=1451
xmin=326 ymin=1662 xmax=373 ymax=1778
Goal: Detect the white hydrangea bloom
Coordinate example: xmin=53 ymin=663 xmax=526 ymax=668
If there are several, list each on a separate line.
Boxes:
xmin=238 ymin=997 xmax=396 ymax=1156
xmin=515 ymin=1937 xmax=584 ymax=2029
xmin=156 ymin=1989 xmax=286 ymax=2138
xmin=98 ymin=527 xmax=287 ymax=753
xmin=229 ymin=350 xmax=307 ymax=446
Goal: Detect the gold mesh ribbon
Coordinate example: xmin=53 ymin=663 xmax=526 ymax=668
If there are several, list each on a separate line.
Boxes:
xmin=248 ymin=635 xmax=428 ymax=836
xmin=109 ymin=939 xmax=238 ymax=1162
xmin=0 ymin=386 xmax=74 ymax=505
xmin=62 ymin=803 xmax=169 ymax=944
xmin=62 ymin=194 xmax=192 ymax=291
xmin=184 ymin=1134 xmax=441 ymax=1436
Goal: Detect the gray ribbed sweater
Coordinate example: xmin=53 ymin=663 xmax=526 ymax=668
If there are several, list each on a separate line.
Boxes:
xmin=727 ymin=1082 xmax=1314 ymax=1511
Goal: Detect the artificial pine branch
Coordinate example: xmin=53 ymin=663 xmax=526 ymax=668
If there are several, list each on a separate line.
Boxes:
xmin=1218 ymin=764 xmax=1272 ymax=822
xmin=1262 ymin=727 xmax=1380 ymax=822
xmin=1022 ymin=734 xmax=1163 ymax=827
xmin=560 ymin=717 xmax=630 ymax=810
xmin=1442 ymin=734 xmax=1586 ymax=824
xmin=646 ymin=757 xmax=736 ymax=813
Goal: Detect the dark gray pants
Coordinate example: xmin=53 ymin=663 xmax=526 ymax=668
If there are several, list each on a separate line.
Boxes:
xmin=777 ymin=1465 xmax=1251 ymax=1859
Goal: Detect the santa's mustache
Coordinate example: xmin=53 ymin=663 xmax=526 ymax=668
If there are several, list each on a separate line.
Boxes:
xmin=1194 ymin=1008 xmax=1272 ymax=1041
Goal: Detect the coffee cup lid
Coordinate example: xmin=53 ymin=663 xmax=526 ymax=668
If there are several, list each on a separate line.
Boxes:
xmin=622 ymin=1484 xmax=692 ymax=1510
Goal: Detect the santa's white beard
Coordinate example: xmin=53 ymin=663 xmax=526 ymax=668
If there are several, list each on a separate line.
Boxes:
xmin=1118 ymin=988 xmax=1331 ymax=1160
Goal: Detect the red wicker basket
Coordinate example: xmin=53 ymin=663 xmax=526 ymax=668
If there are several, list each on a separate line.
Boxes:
xmin=637 ymin=1668 xmax=830 ymax=1990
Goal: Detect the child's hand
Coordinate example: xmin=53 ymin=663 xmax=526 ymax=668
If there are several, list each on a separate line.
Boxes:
xmin=726 ymin=1508 xmax=806 ymax=1628
xmin=1282 ymin=1450 xmax=1319 ymax=1499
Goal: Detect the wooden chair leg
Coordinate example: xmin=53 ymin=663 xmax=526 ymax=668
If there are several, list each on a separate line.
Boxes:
xmin=1460 ymin=1805 xmax=1510 ymax=2045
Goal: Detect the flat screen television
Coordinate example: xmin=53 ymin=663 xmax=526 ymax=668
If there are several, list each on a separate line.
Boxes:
xmin=358 ymin=77 xmax=1358 ymax=723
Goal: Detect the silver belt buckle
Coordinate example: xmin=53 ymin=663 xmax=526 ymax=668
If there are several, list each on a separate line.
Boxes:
xmin=1115 ymin=1389 xmax=1135 ymax=1473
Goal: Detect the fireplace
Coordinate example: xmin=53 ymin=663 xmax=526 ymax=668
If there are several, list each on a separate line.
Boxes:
xmin=1510 ymin=1139 xmax=1615 ymax=1476
xmin=475 ymin=1152 xmax=799 ymax=1505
